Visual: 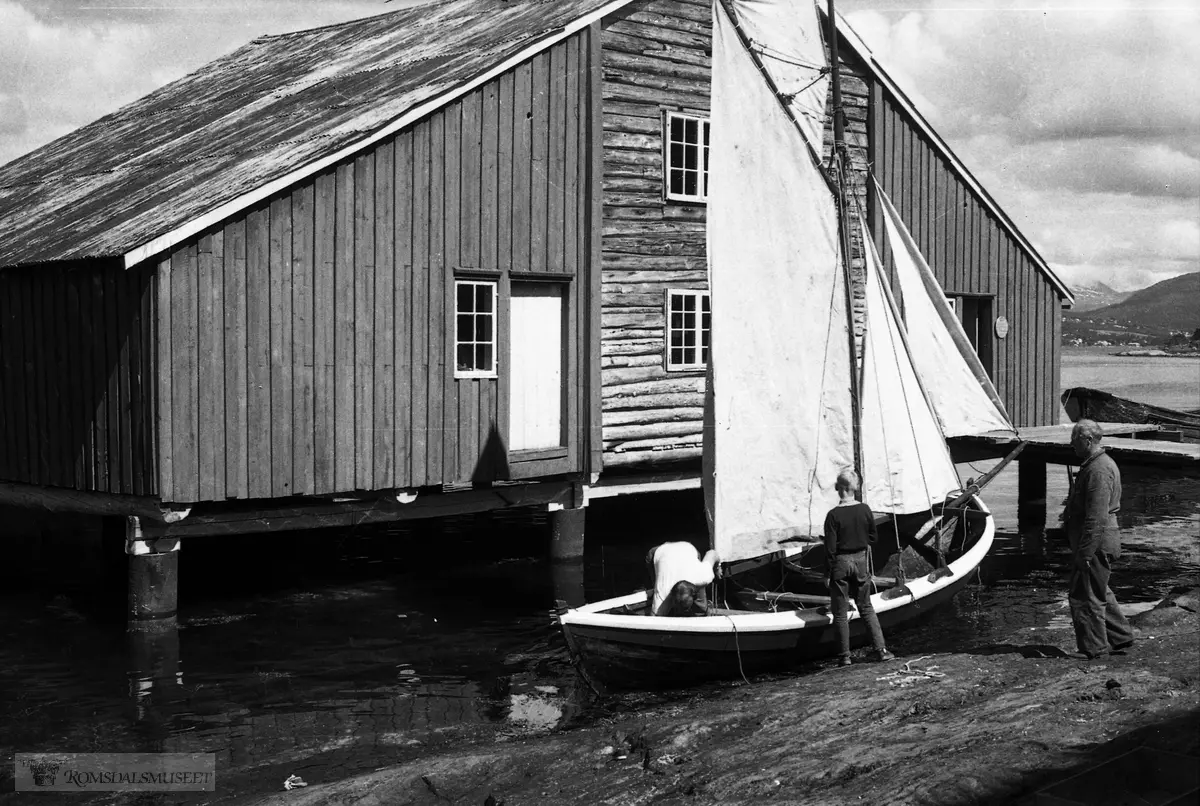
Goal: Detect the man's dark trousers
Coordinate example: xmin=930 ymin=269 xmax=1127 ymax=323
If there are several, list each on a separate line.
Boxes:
xmin=1068 ymin=550 xmax=1134 ymax=656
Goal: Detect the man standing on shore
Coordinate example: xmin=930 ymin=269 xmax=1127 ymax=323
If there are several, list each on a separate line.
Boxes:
xmin=1065 ymin=419 xmax=1135 ymax=659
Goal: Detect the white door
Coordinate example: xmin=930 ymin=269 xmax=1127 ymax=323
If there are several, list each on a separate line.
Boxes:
xmin=508 ymin=284 xmax=565 ymax=451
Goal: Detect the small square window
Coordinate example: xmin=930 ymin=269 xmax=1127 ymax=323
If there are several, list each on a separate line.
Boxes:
xmin=666 ymin=289 xmax=710 ymax=371
xmin=664 ymin=112 xmax=710 ymax=203
xmin=455 ymin=280 xmax=497 ymax=378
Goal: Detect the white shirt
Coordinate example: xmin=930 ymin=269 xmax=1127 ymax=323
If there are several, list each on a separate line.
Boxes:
xmin=650 ymin=541 xmax=718 ymax=616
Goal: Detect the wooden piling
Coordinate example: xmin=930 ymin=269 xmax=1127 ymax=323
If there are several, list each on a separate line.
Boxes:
xmin=550 ymin=558 xmax=586 ymax=608
xmin=549 ymin=507 xmax=587 ymax=562
xmin=1017 ymin=459 xmax=1047 ymax=536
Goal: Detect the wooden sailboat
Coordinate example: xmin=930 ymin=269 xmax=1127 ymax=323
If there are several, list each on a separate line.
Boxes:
xmin=556 ymin=0 xmax=1020 ymax=692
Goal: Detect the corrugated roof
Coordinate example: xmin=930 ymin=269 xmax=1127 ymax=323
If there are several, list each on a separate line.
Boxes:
xmin=0 ymin=0 xmax=623 ymax=268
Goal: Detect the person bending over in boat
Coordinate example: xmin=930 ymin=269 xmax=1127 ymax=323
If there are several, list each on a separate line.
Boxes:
xmin=647 ymin=541 xmax=720 ymax=617
xmin=824 ymin=469 xmax=895 ymax=667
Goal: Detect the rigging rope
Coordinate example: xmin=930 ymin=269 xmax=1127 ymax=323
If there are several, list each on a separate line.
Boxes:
xmin=854 ymin=194 xmax=945 ymax=581
xmin=805 ymin=235 xmax=849 ymax=535
xmin=861 ymin=257 xmax=904 ymax=585
xmin=750 ymin=40 xmax=828 ymax=73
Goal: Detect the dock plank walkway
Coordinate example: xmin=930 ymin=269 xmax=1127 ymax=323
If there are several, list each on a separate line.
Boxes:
xmin=966 ymin=422 xmax=1199 ymax=470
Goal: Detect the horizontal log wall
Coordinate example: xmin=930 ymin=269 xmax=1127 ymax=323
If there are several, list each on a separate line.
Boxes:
xmin=597 ymin=0 xmax=873 ymax=467
xmin=870 ymin=84 xmax=1061 ymax=428
xmin=599 ymin=0 xmax=711 ymax=467
xmin=154 ymin=32 xmax=591 ymax=503
xmin=0 ymin=263 xmax=156 ymax=494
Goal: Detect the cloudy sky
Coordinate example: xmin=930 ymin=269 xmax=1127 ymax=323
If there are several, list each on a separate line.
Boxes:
xmin=1 ymin=0 xmax=1196 ymax=292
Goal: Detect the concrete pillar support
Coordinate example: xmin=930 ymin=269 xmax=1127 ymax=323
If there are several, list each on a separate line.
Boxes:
xmin=126 ymin=516 xmax=180 ymax=622
xmin=548 ymin=507 xmax=587 ymax=563
xmin=1017 ymin=459 xmax=1048 ymax=537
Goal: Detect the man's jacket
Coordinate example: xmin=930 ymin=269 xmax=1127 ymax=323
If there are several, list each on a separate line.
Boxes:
xmin=1065 ymin=450 xmax=1122 ymax=560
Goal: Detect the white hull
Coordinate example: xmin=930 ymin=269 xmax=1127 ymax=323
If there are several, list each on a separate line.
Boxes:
xmin=557 ymin=496 xmax=995 ymax=691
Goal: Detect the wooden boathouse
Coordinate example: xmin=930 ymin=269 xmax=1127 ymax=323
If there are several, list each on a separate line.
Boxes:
xmin=0 ymin=0 xmax=1073 ymax=614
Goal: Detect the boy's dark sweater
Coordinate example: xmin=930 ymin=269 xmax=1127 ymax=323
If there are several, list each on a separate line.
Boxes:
xmin=822 ymin=501 xmax=877 ymax=570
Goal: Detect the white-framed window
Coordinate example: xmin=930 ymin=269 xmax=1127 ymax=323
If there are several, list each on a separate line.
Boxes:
xmin=665 ymin=289 xmax=710 ymax=371
xmin=664 ymin=112 xmax=710 ymax=202
xmin=455 ymin=280 xmax=497 ymax=378
xmin=945 ymin=296 xmax=957 ymax=315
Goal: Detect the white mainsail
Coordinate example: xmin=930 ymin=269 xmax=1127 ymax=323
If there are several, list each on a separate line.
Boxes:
xmin=705 ymin=0 xmax=854 ymax=563
xmin=873 ymin=179 xmax=1016 ymax=437
xmin=859 ymin=214 xmax=962 ymax=512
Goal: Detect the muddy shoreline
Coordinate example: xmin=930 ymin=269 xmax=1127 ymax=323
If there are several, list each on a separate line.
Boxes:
xmin=245 ymin=589 xmax=1199 ymax=806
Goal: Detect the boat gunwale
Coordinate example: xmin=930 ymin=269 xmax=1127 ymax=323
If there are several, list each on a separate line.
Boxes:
xmin=558 ymin=495 xmax=994 ymax=635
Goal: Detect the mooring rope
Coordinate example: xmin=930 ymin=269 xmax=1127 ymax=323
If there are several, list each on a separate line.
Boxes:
xmin=723 ymin=614 xmax=751 ymax=685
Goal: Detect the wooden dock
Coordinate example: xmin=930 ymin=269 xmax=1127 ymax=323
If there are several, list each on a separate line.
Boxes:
xmin=957 ymin=422 xmax=1200 ymax=472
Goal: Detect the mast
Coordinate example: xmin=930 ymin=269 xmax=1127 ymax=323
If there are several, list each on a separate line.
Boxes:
xmin=827 ymin=0 xmax=865 ymax=491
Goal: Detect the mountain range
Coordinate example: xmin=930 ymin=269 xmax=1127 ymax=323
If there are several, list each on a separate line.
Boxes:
xmin=1068 ymin=282 xmax=1129 ymax=312
xmin=1064 ymin=272 xmax=1199 ymax=345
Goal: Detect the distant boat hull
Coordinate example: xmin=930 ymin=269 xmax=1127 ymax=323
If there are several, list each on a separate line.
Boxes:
xmin=1061 ymin=387 xmax=1200 ymax=442
xmin=557 ymin=497 xmax=994 ymax=692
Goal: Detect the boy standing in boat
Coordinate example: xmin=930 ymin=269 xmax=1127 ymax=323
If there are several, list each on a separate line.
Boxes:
xmin=1065 ymin=419 xmax=1135 ymax=659
xmin=824 ymin=469 xmax=894 ymax=667
xmin=647 ymin=542 xmax=720 ymax=617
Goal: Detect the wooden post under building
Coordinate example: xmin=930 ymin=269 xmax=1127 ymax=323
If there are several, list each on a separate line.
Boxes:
xmin=1017 ymin=459 xmax=1048 ymax=536
xmin=548 ymin=506 xmax=587 ymax=562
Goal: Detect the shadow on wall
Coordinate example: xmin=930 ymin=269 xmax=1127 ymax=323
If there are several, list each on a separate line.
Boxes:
xmin=472 ymin=424 xmax=511 ymax=483
xmin=0 ymin=264 xmax=155 ymax=494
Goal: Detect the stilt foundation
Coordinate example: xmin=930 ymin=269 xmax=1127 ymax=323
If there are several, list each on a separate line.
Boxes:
xmin=126 ymin=516 xmax=180 ymax=622
xmin=548 ymin=507 xmax=587 ymax=562
xmin=1017 ymin=459 xmax=1048 ymax=536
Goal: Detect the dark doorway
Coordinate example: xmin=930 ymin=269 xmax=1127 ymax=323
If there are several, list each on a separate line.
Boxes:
xmin=956 ymin=295 xmax=995 ymax=380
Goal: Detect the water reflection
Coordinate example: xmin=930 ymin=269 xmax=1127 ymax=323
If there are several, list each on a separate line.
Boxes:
xmin=550 ymin=561 xmax=586 ymax=608
xmin=126 ymin=618 xmax=183 ymax=727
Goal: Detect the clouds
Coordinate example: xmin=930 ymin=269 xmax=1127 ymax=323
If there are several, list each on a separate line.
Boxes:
xmin=843 ymin=0 xmax=1200 ymax=291
xmin=0 ymin=0 xmax=402 ymax=165
xmin=1 ymin=1 xmax=153 ymax=159
xmin=0 ymin=93 xmax=28 ymax=136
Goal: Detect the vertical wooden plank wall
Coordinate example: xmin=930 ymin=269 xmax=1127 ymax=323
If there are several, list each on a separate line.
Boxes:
xmin=151 ymin=32 xmax=591 ymax=503
xmin=0 ymin=263 xmax=157 ymax=494
xmin=870 ymin=87 xmax=1063 ymax=428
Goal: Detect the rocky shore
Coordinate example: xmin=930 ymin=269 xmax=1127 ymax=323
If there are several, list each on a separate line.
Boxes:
xmin=246 ymin=586 xmax=1199 ymax=806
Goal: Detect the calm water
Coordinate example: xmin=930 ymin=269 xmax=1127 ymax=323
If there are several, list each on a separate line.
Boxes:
xmin=1059 ymin=346 xmax=1200 ymax=413
xmin=1 ymin=352 xmax=1198 ymax=804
